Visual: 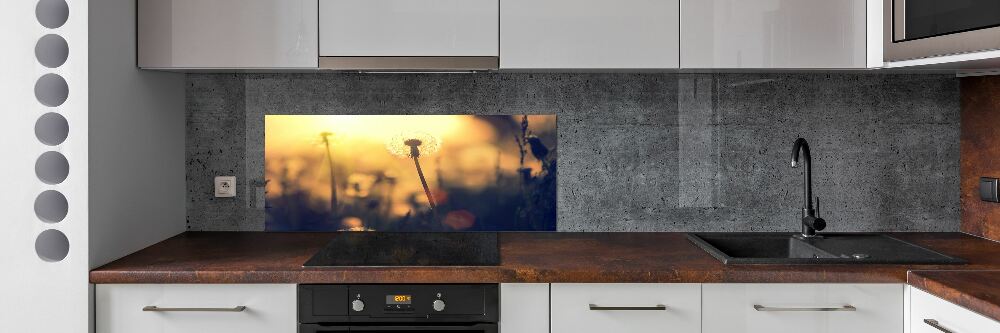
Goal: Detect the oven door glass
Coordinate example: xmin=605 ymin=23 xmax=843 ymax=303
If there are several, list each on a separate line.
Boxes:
xmin=901 ymin=0 xmax=1000 ymax=41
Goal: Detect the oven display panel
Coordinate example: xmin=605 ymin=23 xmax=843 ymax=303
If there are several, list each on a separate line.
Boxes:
xmin=386 ymin=295 xmax=412 ymax=305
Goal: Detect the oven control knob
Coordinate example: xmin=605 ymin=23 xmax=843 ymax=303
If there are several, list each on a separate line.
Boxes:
xmin=351 ymin=299 xmax=365 ymax=312
xmin=432 ymin=299 xmax=446 ymax=312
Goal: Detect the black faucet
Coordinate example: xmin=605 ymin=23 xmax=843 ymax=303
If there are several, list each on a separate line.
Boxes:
xmin=791 ymin=138 xmax=826 ymax=237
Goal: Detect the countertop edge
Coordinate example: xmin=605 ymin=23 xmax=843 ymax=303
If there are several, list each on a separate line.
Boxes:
xmin=908 ymin=270 xmax=1000 ymax=323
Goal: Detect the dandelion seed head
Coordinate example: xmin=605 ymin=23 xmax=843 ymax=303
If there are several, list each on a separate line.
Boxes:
xmin=317 ymin=131 xmax=339 ymax=145
xmin=386 ymin=130 xmax=440 ymax=157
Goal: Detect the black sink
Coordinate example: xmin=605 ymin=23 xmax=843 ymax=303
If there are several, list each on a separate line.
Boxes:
xmin=687 ymin=233 xmax=965 ymax=265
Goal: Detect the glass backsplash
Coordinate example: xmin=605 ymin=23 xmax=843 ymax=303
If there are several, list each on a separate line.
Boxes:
xmin=264 ymin=115 xmax=557 ymax=231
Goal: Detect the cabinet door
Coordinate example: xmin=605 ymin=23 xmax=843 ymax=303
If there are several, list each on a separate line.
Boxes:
xmin=138 ymin=0 xmax=318 ymax=69
xmin=501 ymin=0 xmax=680 ymax=69
xmin=681 ymin=0 xmax=868 ymax=68
xmin=319 ymin=0 xmax=499 ymax=57
xmin=910 ymin=287 xmax=1000 ymax=333
xmin=551 ymin=283 xmax=701 ymax=333
xmin=702 ymin=283 xmax=903 ymax=333
xmin=500 ymin=284 xmax=548 ymax=333
xmin=96 ymin=284 xmax=297 ymax=333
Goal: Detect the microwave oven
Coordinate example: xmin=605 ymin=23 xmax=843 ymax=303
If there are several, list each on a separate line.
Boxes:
xmin=885 ymin=0 xmax=1000 ymax=62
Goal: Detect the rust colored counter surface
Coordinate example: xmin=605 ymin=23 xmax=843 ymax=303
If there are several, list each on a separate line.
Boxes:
xmin=909 ymin=270 xmax=1000 ymax=322
xmin=91 ymin=232 xmax=1000 ymax=285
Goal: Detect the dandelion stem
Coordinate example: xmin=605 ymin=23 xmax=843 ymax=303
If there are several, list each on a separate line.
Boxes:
xmin=411 ymin=155 xmax=437 ymax=210
xmin=401 ymin=137 xmax=438 ymax=211
xmin=320 ymin=133 xmax=338 ymax=213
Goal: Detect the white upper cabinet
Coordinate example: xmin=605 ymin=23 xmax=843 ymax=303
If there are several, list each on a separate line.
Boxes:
xmin=681 ymin=0 xmax=876 ymax=69
xmin=319 ymin=0 xmax=499 ymax=57
xmin=138 ymin=0 xmax=318 ymax=69
xmin=500 ymin=0 xmax=680 ymax=69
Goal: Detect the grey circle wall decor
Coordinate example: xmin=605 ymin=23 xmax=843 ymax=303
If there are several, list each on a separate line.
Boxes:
xmin=36 ymin=0 xmax=69 ymax=29
xmin=35 ymin=229 xmax=70 ymax=262
xmin=34 ymin=73 xmax=69 ymax=107
xmin=35 ymin=34 xmax=69 ymax=68
xmin=35 ymin=0 xmax=73 ymax=265
xmin=35 ymin=151 xmax=70 ymax=184
xmin=34 ymin=190 xmax=69 ymax=223
xmin=35 ymin=112 xmax=69 ymax=145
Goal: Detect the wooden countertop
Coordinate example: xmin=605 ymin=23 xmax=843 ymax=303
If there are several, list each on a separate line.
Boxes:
xmin=90 ymin=232 xmax=1000 ymax=284
xmin=908 ymin=270 xmax=1000 ymax=322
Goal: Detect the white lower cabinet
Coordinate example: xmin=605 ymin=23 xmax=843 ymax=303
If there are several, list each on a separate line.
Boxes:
xmin=96 ymin=282 xmax=1000 ymax=333
xmin=702 ymin=283 xmax=904 ymax=333
xmin=551 ymin=283 xmax=701 ymax=333
xmin=95 ymin=284 xmax=296 ymax=333
xmin=910 ymin=287 xmax=1000 ymax=333
xmin=500 ymin=283 xmax=549 ymax=333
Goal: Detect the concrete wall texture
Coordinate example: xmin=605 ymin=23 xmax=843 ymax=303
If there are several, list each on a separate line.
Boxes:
xmin=186 ymin=73 xmax=960 ymax=232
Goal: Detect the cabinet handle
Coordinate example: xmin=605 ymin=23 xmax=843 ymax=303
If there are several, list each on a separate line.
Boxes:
xmin=142 ymin=306 xmax=247 ymax=312
xmin=753 ymin=305 xmax=856 ymax=312
xmin=923 ymin=319 xmax=954 ymax=333
xmin=588 ymin=304 xmax=667 ymax=311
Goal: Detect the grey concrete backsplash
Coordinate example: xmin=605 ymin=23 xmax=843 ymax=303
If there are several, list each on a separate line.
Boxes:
xmin=186 ymin=73 xmax=960 ymax=232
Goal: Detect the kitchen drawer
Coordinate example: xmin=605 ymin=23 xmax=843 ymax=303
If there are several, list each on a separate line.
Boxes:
xmin=550 ymin=283 xmax=701 ymax=333
xmin=703 ymin=283 xmax=903 ymax=333
xmin=910 ymin=287 xmax=1000 ymax=333
xmin=96 ymin=284 xmax=296 ymax=333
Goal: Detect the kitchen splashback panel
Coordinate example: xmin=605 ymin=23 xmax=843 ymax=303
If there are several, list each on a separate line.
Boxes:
xmin=264 ymin=115 xmax=556 ymax=231
xmin=186 ymin=73 xmax=960 ymax=232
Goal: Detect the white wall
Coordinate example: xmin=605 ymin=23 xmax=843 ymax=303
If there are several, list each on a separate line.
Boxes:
xmin=0 ymin=0 xmax=90 ymax=331
xmin=88 ymin=0 xmax=186 ymax=270
xmin=1 ymin=0 xmax=185 ymax=331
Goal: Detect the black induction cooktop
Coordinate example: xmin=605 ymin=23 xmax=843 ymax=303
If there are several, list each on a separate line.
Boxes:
xmin=303 ymin=232 xmax=500 ymax=267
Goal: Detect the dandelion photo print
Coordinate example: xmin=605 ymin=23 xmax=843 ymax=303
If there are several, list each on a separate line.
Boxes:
xmin=264 ymin=115 xmax=557 ymax=232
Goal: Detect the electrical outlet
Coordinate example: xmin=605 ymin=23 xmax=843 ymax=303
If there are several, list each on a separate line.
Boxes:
xmin=981 ymin=177 xmax=999 ymax=202
xmin=215 ymin=176 xmax=236 ymax=198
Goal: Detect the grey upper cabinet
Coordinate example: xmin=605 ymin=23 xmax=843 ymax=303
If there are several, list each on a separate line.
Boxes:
xmin=317 ymin=0 xmax=500 ymax=70
xmin=680 ymin=0 xmax=879 ymax=69
xmin=319 ymin=0 xmax=499 ymax=57
xmin=500 ymin=0 xmax=680 ymax=69
xmin=138 ymin=0 xmax=318 ymax=69
xmin=134 ymin=0 xmax=883 ymax=70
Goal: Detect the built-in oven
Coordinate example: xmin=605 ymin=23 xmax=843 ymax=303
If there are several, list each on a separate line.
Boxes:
xmin=885 ymin=0 xmax=1000 ymax=61
xmin=299 ymin=284 xmax=499 ymax=333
